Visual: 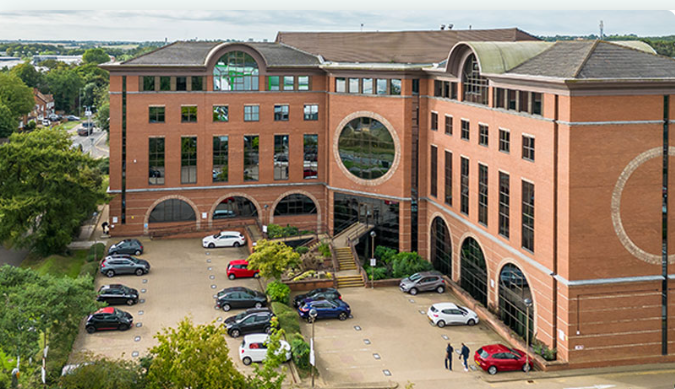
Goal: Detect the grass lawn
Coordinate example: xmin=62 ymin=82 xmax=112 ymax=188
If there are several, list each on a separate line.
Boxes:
xmin=54 ymin=121 xmax=80 ymax=131
xmin=21 ymin=250 xmax=88 ymax=278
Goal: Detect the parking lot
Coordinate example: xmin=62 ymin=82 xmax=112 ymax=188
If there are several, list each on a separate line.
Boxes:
xmin=70 ymin=238 xmax=262 ymax=374
xmin=300 ymin=285 xmax=507 ymax=386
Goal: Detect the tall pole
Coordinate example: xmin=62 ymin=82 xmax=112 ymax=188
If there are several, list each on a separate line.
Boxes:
xmin=311 ymin=317 xmax=315 ymax=388
xmin=525 ymin=304 xmax=530 ymax=373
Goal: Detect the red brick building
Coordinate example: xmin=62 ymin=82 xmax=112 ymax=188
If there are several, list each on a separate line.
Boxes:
xmin=102 ymin=29 xmax=675 ymax=367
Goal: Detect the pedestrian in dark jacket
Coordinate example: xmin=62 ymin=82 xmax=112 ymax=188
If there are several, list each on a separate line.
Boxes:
xmin=445 ymin=343 xmax=453 ymax=370
xmin=459 ymin=343 xmax=470 ymax=372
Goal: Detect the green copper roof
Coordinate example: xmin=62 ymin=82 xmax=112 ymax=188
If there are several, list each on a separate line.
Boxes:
xmin=461 ymin=41 xmax=553 ymax=74
xmin=609 ymin=40 xmax=656 ymax=54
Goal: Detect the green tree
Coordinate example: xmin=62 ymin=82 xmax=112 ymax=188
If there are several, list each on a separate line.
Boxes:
xmin=0 ymin=99 xmax=16 ymax=138
xmin=10 ymin=62 xmax=42 ymax=89
xmin=82 ymin=48 xmax=110 ymax=65
xmin=94 ymin=102 xmax=109 ymax=132
xmin=247 ymin=240 xmax=301 ymax=280
xmin=45 ymin=67 xmax=83 ymax=113
xmin=59 ymin=354 xmax=145 ymax=389
xmin=247 ymin=318 xmax=286 ymax=389
xmin=0 ymin=129 xmax=108 ymax=255
xmin=145 ymin=317 xmax=247 ymax=389
xmin=0 ymin=72 xmax=34 ymax=118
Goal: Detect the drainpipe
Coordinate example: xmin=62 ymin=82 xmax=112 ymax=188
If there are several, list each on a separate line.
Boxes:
xmin=552 ymin=94 xmax=560 ymax=352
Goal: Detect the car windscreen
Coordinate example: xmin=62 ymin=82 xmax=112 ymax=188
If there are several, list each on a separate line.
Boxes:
xmin=213 ymin=233 xmax=221 ymax=238
xmin=234 ymin=312 xmax=247 ymax=321
xmin=458 ymin=307 xmax=468 ymax=314
xmin=430 ymin=305 xmax=438 ymax=313
xmin=409 ymin=273 xmax=422 ymax=281
xmin=508 ymin=348 xmax=521 ymax=357
xmin=477 ymin=348 xmax=489 ymax=359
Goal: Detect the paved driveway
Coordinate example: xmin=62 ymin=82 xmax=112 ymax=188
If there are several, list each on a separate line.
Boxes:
xmin=70 ymin=238 xmax=263 ymax=373
xmin=301 ymin=286 xmax=507 ymax=387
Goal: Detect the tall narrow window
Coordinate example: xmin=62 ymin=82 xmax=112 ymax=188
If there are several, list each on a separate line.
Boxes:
xmin=213 ymin=136 xmax=228 ymax=183
xmin=268 ymin=76 xmax=280 ymax=91
xmin=390 ymin=79 xmax=401 ymax=95
xmin=431 ymin=112 xmax=438 ymax=131
xmin=213 ymin=105 xmax=228 ymax=122
xmin=149 ymin=106 xmax=165 ymax=123
xmin=191 ymin=76 xmax=203 ymax=91
xmin=461 ymin=120 xmax=470 ymax=141
xmin=283 ymin=76 xmax=294 ymax=91
xmin=298 ymin=76 xmax=310 ymax=91
xmin=532 ymin=93 xmax=542 ymax=115
xmin=461 ymin=157 xmax=469 ymax=215
xmin=176 ymin=76 xmax=187 ymax=91
xmin=349 ymin=78 xmax=359 ymax=93
xmin=479 ymin=124 xmax=489 ymax=147
xmin=274 ymin=105 xmax=289 ymax=121
xmin=304 ymin=104 xmax=318 ymax=121
xmin=274 ymin=135 xmax=289 ymax=180
xmin=478 ymin=164 xmax=488 ymax=226
xmin=160 ymin=76 xmax=171 ymax=91
xmin=434 ymin=80 xmax=442 ymax=97
xmin=244 ymin=105 xmax=259 ymax=122
xmin=495 ymin=88 xmax=506 ymax=108
xmin=462 ymin=54 xmax=488 ymax=105
xmin=304 ymin=134 xmax=318 ymax=179
xmin=499 ymin=129 xmax=510 ymax=153
xmin=363 ymin=78 xmax=373 ymax=94
xmin=148 ymin=138 xmax=165 ymax=185
xmin=522 ymin=135 xmax=535 ymax=162
xmin=336 ymin=78 xmax=346 ymax=93
xmin=522 ymin=181 xmax=535 ymax=252
xmin=181 ymin=137 xmax=197 ymax=184
xmin=519 ymin=90 xmax=530 ymax=113
xmin=498 ymin=172 xmax=510 ymax=238
xmin=244 ymin=135 xmax=259 ymax=181
xmin=430 ymin=146 xmax=438 ymax=197
xmin=508 ymin=89 xmax=517 ymax=110
xmin=444 ymin=151 xmax=452 ymax=206
xmin=143 ymin=76 xmax=155 ymax=91
xmin=376 ymin=79 xmax=387 ymax=95
xmin=445 ymin=115 xmax=453 ymax=135
xmin=181 ymin=106 xmax=197 ymax=123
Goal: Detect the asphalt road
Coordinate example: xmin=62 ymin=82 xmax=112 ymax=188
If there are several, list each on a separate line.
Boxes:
xmin=68 ymin=123 xmax=109 ymax=159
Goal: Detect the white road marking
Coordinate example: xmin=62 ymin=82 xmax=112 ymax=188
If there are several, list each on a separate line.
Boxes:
xmin=564 ymin=385 xmax=616 ymax=389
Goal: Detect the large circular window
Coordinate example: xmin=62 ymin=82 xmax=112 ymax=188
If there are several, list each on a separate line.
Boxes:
xmin=338 ymin=117 xmax=396 ymax=180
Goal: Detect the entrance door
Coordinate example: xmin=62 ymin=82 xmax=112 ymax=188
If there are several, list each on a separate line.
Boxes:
xmin=358 ymin=203 xmax=373 ymax=224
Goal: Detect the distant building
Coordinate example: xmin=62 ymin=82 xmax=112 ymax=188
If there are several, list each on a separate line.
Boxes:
xmin=31 ymin=55 xmax=82 ymax=66
xmin=20 ymin=88 xmax=55 ymax=128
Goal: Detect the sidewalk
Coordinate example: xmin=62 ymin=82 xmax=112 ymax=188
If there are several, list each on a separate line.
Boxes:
xmin=68 ymin=204 xmax=109 ymax=250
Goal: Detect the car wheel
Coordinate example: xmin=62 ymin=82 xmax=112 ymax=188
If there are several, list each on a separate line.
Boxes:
xmin=228 ymin=274 xmax=236 ymax=280
xmin=338 ymin=312 xmax=347 ymax=321
xmin=86 ymin=326 xmax=96 ymax=334
xmin=264 ymin=326 xmax=272 ymax=334
xmin=134 ymin=250 xmax=141 ymax=256
xmin=242 ymin=357 xmax=252 ymax=366
xmin=233 ymin=242 xmax=241 ymax=247
xmin=436 ymin=286 xmax=445 ymax=294
xmin=467 ymin=319 xmax=476 ymax=326
xmin=208 ymin=243 xmax=215 ymax=249
xmin=522 ymin=363 xmax=531 ymax=373
xmin=126 ymin=299 xmax=135 ymax=306
xmin=106 ymin=270 xmax=115 ymax=278
xmin=437 ymin=320 xmax=446 ymax=328
xmin=488 ymin=366 xmax=498 ymax=375
xmin=255 ymin=302 xmax=263 ymax=309
xmin=409 ymin=288 xmax=418 ymax=296
xmin=230 ymin=329 xmax=240 ymax=338
xmin=253 ymin=273 xmax=260 ymax=279
xmin=222 ymin=304 xmax=231 ymax=312
xmin=119 ymin=324 xmax=129 ymax=331
xmin=135 ymin=269 xmax=143 ymax=276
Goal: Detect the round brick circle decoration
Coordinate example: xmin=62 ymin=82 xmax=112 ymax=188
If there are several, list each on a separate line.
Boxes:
xmin=611 ymin=146 xmax=675 ymax=265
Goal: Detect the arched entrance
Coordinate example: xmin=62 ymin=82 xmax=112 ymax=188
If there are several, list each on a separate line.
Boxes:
xmin=498 ymin=263 xmax=534 ymax=344
xmin=213 ymin=196 xmax=258 ymax=220
xmin=148 ymin=198 xmax=197 ymax=224
xmin=460 ymin=237 xmax=488 ymax=306
xmin=430 ymin=217 xmax=452 ymax=276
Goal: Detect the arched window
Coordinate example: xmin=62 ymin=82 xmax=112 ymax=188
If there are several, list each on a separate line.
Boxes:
xmin=149 ymin=199 xmax=196 ymax=223
xmin=462 ymin=54 xmax=488 ymax=105
xmin=430 ymin=217 xmax=452 ymax=276
xmin=460 ymin=237 xmax=488 ymax=306
xmin=274 ymin=194 xmax=317 ymax=216
xmin=213 ymin=196 xmax=258 ymax=220
xmin=498 ymin=263 xmax=534 ymax=344
xmin=213 ymin=51 xmax=259 ymax=91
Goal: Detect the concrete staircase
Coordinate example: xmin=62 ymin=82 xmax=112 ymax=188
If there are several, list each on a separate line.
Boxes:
xmin=335 ymin=247 xmax=364 ymax=288
xmin=337 ymin=274 xmax=364 ymax=288
xmin=336 ymin=247 xmax=357 ymax=271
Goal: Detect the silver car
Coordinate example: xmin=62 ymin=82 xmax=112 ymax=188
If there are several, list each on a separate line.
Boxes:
xmin=399 ymin=271 xmax=445 ymax=295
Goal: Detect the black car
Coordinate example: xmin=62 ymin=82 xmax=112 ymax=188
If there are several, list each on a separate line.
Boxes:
xmin=100 ymin=255 xmax=150 ymax=277
xmin=97 ymin=284 xmax=139 ymax=306
xmin=224 ymin=308 xmax=275 ymax=338
xmin=293 ymin=288 xmax=342 ymax=308
xmin=85 ymin=307 xmax=133 ymax=333
xmin=108 ymin=239 xmax=144 ymax=256
xmin=216 ymin=287 xmax=267 ymax=312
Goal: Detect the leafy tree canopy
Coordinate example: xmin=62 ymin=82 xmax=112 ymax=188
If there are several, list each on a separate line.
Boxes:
xmin=247 ymin=240 xmax=301 ymax=280
xmin=0 ymin=129 xmax=108 ymax=255
xmin=0 ymin=72 xmax=34 ymax=118
xmin=82 ymin=48 xmax=111 ymax=65
xmin=45 ymin=67 xmax=83 ymax=113
xmin=10 ymin=62 xmax=43 ymax=89
xmin=59 ymin=354 xmax=145 ymax=389
xmin=0 ymin=99 xmax=17 ymax=138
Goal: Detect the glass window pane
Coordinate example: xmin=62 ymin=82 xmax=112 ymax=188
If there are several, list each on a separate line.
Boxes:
xmin=160 ymin=76 xmax=171 ymax=91
xmin=244 ymin=106 xmax=259 ymax=122
xmin=213 ymin=136 xmax=228 ymax=182
xmin=390 ymin=79 xmax=401 ymax=95
xmin=363 ymin=78 xmax=373 ymax=94
xmin=462 ymin=54 xmax=488 ymax=105
xmin=298 ymin=76 xmax=309 ymax=91
xmin=148 ymin=137 xmax=165 ymax=185
xmin=143 ymin=76 xmax=155 ymax=91
xmin=304 ymin=134 xmax=318 ymax=179
xmin=274 ymin=194 xmax=317 ymax=216
xmin=149 ymin=106 xmax=165 ymax=123
xmin=244 ymin=135 xmax=259 ymax=181
xmin=283 ymin=76 xmax=294 ymax=91
xmin=304 ymin=104 xmax=318 ymax=121
xmin=274 ymin=135 xmax=289 ymax=180
xmin=376 ymin=79 xmax=387 ymax=95
xmin=181 ymin=137 xmax=197 ymax=184
xmin=191 ymin=76 xmax=203 ymax=91
xmin=337 ymin=117 xmax=395 ymax=180
xmin=213 ymin=106 xmax=228 ymax=122
xmin=213 ymin=51 xmax=259 ymax=91
xmin=181 ymin=106 xmax=197 ymax=123
xmin=336 ymin=78 xmax=346 ymax=93
xmin=268 ymin=76 xmax=280 ymax=91
xmin=176 ymin=76 xmax=187 ymax=91
xmin=349 ymin=78 xmax=359 ymax=93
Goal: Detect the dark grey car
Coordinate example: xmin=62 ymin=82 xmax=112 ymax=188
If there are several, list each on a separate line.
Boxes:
xmin=100 ymin=255 xmax=150 ymax=278
xmin=399 ymin=271 xmax=445 ymax=295
xmin=108 ymin=239 xmax=144 ymax=256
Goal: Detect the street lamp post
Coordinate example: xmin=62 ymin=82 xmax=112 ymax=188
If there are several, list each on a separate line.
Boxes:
xmin=309 ymin=308 xmax=318 ymax=388
xmin=370 ymin=231 xmax=376 ymax=289
xmin=524 ymin=298 xmax=533 ymax=373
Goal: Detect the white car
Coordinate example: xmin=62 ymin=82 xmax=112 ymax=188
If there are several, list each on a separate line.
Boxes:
xmin=427 ymin=302 xmax=479 ymax=327
xmin=238 ymin=334 xmax=291 ymax=366
xmin=202 ymin=231 xmax=246 ymax=248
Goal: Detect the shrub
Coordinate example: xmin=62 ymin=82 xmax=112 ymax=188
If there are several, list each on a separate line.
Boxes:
xmin=367 ymin=267 xmax=389 ymax=280
xmin=266 ymin=281 xmax=291 ymax=304
xmin=292 ymin=270 xmax=316 ymax=281
xmin=392 ymin=251 xmax=434 ymax=278
xmin=295 ymin=246 xmax=309 ymax=255
xmin=283 ymin=225 xmax=299 ymax=237
xmin=267 ymin=224 xmax=284 ymax=239
xmin=78 ymin=262 xmax=98 ymax=279
xmin=86 ymin=243 xmax=105 ymax=262
xmin=375 ymin=246 xmax=397 ymax=265
xmin=317 ymin=243 xmax=331 ymax=259
xmin=271 ymin=302 xmax=300 ymax=335
xmin=290 ymin=334 xmax=310 ymax=370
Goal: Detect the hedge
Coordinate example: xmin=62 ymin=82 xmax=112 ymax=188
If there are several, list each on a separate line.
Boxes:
xmin=86 ymin=243 xmax=106 ymax=263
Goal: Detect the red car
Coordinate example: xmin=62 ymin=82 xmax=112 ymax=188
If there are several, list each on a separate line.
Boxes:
xmin=474 ymin=344 xmax=530 ymax=375
xmin=227 ymin=260 xmax=260 ymax=280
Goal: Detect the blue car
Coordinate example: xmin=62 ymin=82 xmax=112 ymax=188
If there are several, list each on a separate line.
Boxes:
xmin=298 ymin=299 xmax=351 ymax=321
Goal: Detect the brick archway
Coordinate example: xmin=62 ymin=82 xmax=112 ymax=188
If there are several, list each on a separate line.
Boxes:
xmin=143 ymin=195 xmax=201 ymax=234
xmin=208 ymin=192 xmax=263 ymax=227
xmin=269 ymin=190 xmax=322 ymax=232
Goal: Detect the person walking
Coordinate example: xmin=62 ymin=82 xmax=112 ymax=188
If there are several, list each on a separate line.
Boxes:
xmin=459 ymin=343 xmax=470 ymax=372
xmin=445 ymin=343 xmax=453 ymax=370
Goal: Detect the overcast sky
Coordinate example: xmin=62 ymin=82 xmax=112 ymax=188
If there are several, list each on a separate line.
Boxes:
xmin=0 ymin=10 xmax=674 ymax=42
